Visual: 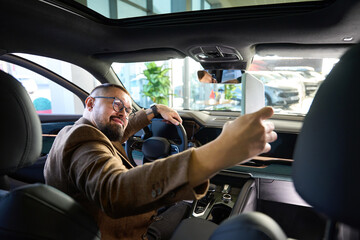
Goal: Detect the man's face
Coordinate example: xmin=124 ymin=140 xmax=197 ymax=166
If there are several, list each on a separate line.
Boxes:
xmin=200 ymin=72 xmax=216 ymax=83
xmin=89 ymin=87 xmax=132 ymax=141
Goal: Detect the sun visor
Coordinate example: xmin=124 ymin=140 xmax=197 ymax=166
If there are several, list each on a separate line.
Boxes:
xmin=95 ymin=48 xmax=186 ymax=63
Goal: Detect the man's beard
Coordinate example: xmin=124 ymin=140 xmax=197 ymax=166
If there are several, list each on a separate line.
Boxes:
xmin=98 ymin=122 xmax=125 ymax=141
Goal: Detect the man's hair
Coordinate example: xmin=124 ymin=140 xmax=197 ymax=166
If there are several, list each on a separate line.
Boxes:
xmin=90 ymin=83 xmax=130 ymax=96
xmin=197 ymin=70 xmax=206 ymax=80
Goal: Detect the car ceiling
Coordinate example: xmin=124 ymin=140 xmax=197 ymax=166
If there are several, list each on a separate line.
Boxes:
xmin=0 ymin=0 xmax=359 ymax=82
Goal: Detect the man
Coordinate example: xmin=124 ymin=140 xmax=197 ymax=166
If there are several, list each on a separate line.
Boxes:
xmin=198 ymin=70 xmax=217 ymax=83
xmin=198 ymin=70 xmax=239 ymax=84
xmin=44 ymin=83 xmax=277 ymax=239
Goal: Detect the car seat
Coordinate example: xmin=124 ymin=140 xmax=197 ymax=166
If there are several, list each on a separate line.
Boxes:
xmin=291 ymin=42 xmax=360 ymax=238
xmin=0 ymin=70 xmax=101 ymax=239
xmin=171 ymin=43 xmax=360 ymax=240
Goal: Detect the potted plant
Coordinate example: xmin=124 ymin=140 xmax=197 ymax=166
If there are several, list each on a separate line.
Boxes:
xmin=141 ymin=62 xmax=172 ymax=105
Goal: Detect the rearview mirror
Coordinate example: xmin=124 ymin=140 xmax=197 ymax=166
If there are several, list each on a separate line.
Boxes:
xmin=197 ymin=69 xmax=242 ymax=84
xmin=197 ymin=69 xmax=265 ymax=115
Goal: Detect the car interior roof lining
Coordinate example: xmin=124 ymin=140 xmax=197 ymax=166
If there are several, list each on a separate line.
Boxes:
xmin=256 ymin=44 xmax=353 ymax=58
xmin=1 ymin=0 xmax=360 ymax=71
xmin=94 ymin=48 xmax=187 ymax=63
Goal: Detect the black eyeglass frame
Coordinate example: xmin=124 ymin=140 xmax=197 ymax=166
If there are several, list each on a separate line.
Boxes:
xmin=93 ymin=96 xmax=135 ymax=116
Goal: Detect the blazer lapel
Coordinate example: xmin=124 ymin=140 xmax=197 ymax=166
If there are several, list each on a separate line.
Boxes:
xmin=75 ymin=117 xmax=137 ymax=168
xmin=112 ymin=141 xmax=136 ymax=168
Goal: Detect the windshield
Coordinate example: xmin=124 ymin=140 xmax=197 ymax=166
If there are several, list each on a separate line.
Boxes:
xmin=112 ymin=55 xmax=338 ymax=116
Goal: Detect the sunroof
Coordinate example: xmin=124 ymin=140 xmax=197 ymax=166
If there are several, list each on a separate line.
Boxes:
xmin=74 ymin=0 xmax=323 ymax=20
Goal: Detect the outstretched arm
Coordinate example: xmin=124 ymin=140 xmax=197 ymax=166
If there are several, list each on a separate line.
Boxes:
xmin=189 ymin=107 xmax=277 ymax=187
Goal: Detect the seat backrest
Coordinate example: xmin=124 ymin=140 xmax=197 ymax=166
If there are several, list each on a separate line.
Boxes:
xmin=293 ymin=43 xmax=360 ymax=230
xmin=0 ymin=183 xmax=101 ymax=240
xmin=0 ymin=70 xmax=42 ymax=189
xmin=0 ymin=70 xmax=100 ymax=239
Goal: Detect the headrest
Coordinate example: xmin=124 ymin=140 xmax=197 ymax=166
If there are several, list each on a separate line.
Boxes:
xmin=0 ymin=71 xmax=42 ymax=174
xmin=0 ymin=184 xmax=100 ymax=239
xmin=293 ymin=44 xmax=360 ymax=229
xmin=210 ymin=212 xmax=287 ymax=240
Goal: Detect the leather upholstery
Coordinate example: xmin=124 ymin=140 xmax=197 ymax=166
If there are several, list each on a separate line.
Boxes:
xmin=171 ymin=212 xmax=286 ymax=240
xmin=0 ymin=70 xmax=100 ymax=239
xmin=293 ymin=43 xmax=360 ymax=230
xmin=171 ymin=217 xmax=218 ymax=240
xmin=210 ymin=212 xmax=287 ymax=240
xmin=0 ymin=71 xmax=42 ymax=176
xmin=0 ymin=184 xmax=100 ymax=240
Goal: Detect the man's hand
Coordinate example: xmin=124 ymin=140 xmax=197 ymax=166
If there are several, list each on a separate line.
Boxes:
xmin=218 ymin=106 xmax=277 ymax=163
xmin=147 ymin=104 xmax=182 ymax=125
xmin=190 ymin=107 xmax=277 ymax=187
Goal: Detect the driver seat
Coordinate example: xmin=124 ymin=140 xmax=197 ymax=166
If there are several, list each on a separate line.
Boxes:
xmin=0 ymin=70 xmax=101 ymax=239
xmin=172 ymin=43 xmax=360 ymax=240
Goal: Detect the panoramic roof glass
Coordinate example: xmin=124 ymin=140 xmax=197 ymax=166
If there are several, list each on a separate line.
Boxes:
xmin=73 ymin=0 xmax=323 ymax=19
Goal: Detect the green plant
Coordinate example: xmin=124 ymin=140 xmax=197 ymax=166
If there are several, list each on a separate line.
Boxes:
xmin=141 ymin=62 xmax=171 ymax=105
xmin=224 ymin=84 xmax=236 ymax=99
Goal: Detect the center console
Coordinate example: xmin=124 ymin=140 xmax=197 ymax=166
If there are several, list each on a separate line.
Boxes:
xmin=190 ymin=172 xmax=256 ymax=224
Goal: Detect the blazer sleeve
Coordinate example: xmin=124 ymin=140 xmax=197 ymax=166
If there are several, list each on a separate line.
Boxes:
xmin=121 ymin=109 xmax=150 ymax=143
xmin=68 ymin=126 xmax=208 ymax=219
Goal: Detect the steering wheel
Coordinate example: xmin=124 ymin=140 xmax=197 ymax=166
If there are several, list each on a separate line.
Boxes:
xmin=125 ymin=118 xmax=188 ymax=165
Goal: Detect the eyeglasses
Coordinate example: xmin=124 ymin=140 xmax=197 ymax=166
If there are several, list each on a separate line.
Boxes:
xmin=93 ymin=96 xmax=135 ymax=116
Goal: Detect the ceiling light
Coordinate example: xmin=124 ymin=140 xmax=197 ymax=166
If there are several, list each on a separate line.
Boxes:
xmin=343 ymin=37 xmax=354 ymax=42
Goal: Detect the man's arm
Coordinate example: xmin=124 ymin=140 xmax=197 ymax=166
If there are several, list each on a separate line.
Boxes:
xmin=145 ymin=104 xmax=182 ymax=125
xmin=126 ymin=105 xmax=276 ymax=188
xmin=189 ymin=107 xmax=277 ymax=187
xmin=121 ymin=104 xmax=182 ymax=143
xmin=121 ymin=109 xmax=151 ymax=142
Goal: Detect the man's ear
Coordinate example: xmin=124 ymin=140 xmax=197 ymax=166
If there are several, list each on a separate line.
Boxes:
xmin=85 ymin=96 xmax=94 ymax=111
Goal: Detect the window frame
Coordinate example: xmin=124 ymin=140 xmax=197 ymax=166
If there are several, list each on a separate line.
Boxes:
xmin=0 ymin=54 xmax=89 ymax=103
xmin=0 ymin=54 xmax=91 ymax=120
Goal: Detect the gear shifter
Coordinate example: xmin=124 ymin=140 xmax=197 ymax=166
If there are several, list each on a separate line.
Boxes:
xmin=193 ymin=184 xmax=216 ymax=217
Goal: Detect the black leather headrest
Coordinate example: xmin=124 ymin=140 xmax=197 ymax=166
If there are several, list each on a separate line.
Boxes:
xmin=0 ymin=184 xmax=101 ymax=239
xmin=209 ymin=212 xmax=287 ymax=240
xmin=293 ymin=44 xmax=360 ymax=229
xmin=0 ymin=71 xmax=42 ymax=174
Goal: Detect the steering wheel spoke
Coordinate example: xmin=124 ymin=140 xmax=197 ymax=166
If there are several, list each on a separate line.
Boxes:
xmin=128 ymin=137 xmax=144 ymax=151
xmin=170 ymin=144 xmax=180 ymax=155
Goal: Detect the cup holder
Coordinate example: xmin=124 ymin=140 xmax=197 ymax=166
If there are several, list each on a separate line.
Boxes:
xmin=208 ymin=204 xmax=232 ymax=224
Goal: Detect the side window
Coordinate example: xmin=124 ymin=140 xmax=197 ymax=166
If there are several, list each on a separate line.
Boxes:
xmin=14 ymin=53 xmax=100 ymax=94
xmin=0 ymin=57 xmax=100 ymax=114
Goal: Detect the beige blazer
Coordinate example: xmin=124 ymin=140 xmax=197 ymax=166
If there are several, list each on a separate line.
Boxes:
xmin=44 ymin=110 xmax=208 ymax=239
